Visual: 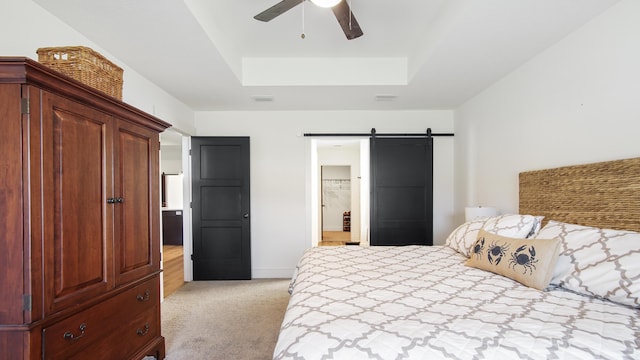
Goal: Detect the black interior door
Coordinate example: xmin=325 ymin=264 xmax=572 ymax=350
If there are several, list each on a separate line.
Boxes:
xmin=191 ymin=137 xmax=251 ymax=280
xmin=370 ymin=137 xmax=433 ymax=246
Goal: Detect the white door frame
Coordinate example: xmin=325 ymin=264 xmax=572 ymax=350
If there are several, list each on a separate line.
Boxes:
xmin=307 ymin=138 xmax=369 ymax=247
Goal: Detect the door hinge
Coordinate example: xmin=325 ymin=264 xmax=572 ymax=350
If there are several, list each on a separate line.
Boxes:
xmin=21 ymin=98 xmax=30 ymax=114
xmin=189 ymin=148 xmax=192 ymax=156
xmin=23 ymin=294 xmax=32 ymax=311
xmin=190 ymin=254 xmax=194 ymax=261
xmin=190 ymin=202 xmax=192 ymax=208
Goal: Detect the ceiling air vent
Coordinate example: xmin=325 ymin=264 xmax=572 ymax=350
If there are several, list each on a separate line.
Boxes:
xmin=375 ymin=94 xmax=397 ymax=102
xmin=252 ymin=95 xmax=274 ymax=102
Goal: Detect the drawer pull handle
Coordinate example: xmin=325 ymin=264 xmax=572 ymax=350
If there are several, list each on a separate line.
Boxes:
xmin=136 ymin=323 xmax=150 ymax=336
xmin=136 ymin=289 xmax=150 ymax=302
xmin=63 ymin=323 xmax=87 ymax=343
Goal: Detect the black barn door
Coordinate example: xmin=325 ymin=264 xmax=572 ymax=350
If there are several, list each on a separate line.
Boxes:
xmin=370 ymin=136 xmax=433 ymax=246
xmin=191 ymin=137 xmax=251 ymax=280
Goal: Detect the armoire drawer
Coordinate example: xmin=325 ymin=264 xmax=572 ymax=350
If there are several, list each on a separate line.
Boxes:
xmin=67 ymin=306 xmax=159 ymax=360
xmin=42 ymin=277 xmax=159 ymax=359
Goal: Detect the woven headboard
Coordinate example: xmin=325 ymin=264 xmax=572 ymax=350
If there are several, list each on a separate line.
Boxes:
xmin=519 ymin=157 xmax=640 ymax=233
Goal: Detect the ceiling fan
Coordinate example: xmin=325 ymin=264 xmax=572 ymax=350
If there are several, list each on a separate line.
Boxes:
xmin=254 ymin=0 xmax=363 ymax=40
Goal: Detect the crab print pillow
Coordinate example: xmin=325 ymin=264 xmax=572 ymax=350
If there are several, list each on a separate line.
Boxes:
xmin=465 ymin=229 xmax=562 ymax=290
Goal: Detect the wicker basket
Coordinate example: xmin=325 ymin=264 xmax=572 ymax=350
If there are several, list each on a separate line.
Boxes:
xmin=37 ymin=46 xmax=123 ymax=99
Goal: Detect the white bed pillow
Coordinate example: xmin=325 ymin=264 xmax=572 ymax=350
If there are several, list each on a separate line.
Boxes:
xmin=535 ymin=220 xmax=640 ymax=308
xmin=483 ymin=214 xmax=544 ymax=239
xmin=446 ymin=214 xmax=543 ymax=257
xmin=445 ymin=217 xmax=488 ymax=257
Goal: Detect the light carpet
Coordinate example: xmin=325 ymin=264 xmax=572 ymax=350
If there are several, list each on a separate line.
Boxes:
xmin=161 ymin=279 xmax=291 ymax=360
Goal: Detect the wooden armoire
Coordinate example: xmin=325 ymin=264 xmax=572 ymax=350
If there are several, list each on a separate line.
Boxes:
xmin=0 ymin=57 xmax=170 ymax=359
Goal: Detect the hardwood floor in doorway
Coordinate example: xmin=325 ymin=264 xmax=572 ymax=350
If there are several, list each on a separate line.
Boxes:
xmin=163 ymin=245 xmax=185 ymax=297
xmin=319 ymin=231 xmax=354 ymax=246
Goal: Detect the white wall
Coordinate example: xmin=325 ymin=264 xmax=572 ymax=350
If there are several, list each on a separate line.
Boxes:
xmin=1 ymin=0 xmax=195 ymax=134
xmin=195 ymin=110 xmax=455 ymax=278
xmin=160 ymin=145 xmax=183 ymax=174
xmin=455 ymin=0 xmax=640 ymax=220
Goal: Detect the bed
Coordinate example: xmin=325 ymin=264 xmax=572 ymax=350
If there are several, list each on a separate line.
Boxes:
xmin=273 ymin=158 xmax=640 ymax=359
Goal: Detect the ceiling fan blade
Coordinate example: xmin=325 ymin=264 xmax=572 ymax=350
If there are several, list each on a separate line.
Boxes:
xmin=331 ymin=1 xmax=363 ymax=40
xmin=254 ymin=0 xmax=305 ymax=22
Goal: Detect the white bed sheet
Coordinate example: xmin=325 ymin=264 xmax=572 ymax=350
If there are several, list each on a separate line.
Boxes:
xmin=273 ymin=246 xmax=640 ymax=360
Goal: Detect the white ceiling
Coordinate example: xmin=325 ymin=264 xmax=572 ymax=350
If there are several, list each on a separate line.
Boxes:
xmin=34 ymin=0 xmax=618 ymax=111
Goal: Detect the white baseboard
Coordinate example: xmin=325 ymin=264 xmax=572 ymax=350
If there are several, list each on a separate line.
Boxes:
xmin=252 ymin=268 xmax=296 ymax=279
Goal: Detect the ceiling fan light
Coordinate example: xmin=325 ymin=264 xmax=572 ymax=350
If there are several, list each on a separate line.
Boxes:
xmin=310 ymin=0 xmax=342 ymax=8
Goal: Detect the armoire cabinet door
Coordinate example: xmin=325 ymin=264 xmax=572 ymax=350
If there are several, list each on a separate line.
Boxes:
xmin=114 ymin=119 xmax=161 ymax=285
xmin=40 ymin=91 xmax=114 ymax=315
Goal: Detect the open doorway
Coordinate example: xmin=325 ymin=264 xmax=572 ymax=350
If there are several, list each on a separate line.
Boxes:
xmin=309 ymin=138 xmax=370 ymax=247
xmin=159 ymin=128 xmax=186 ymax=297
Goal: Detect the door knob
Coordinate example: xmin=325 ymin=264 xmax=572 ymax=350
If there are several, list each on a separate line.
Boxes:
xmin=243 ymin=213 xmax=249 ymax=218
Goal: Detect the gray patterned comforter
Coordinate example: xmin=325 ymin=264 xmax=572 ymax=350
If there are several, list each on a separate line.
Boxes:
xmin=273 ymin=246 xmax=640 ymax=359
